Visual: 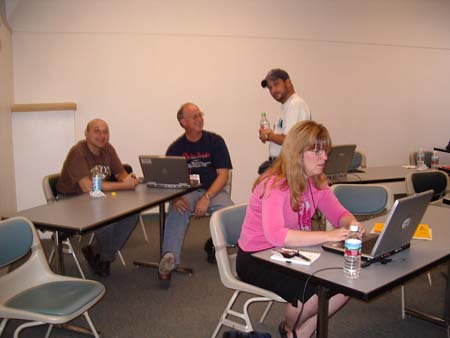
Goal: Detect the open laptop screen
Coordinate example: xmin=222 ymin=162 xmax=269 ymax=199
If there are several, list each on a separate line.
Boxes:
xmin=324 ymin=144 xmax=356 ymax=177
xmin=322 ymin=190 xmax=433 ymax=261
xmin=139 ymin=155 xmax=191 ymax=189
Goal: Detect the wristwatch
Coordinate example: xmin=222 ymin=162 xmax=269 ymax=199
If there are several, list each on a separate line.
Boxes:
xmin=204 ymin=192 xmax=211 ymax=201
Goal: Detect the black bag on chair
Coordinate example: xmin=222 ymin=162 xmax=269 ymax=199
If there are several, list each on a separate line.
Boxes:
xmin=222 ymin=330 xmax=272 ymax=338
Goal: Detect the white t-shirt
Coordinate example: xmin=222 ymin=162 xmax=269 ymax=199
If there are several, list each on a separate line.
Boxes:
xmin=269 ymin=93 xmax=311 ymax=157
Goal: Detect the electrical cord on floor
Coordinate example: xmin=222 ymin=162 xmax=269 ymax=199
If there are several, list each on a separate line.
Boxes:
xmin=291 ymin=267 xmax=342 ymax=338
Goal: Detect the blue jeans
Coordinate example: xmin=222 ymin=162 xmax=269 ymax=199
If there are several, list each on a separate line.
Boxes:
xmin=93 ymin=214 xmax=139 ymax=262
xmin=162 ymin=189 xmax=233 ymax=264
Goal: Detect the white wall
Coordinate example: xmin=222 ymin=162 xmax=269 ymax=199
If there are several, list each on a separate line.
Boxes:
xmin=7 ymin=0 xmax=450 ymax=206
xmin=0 ymin=2 xmax=17 ymax=214
xmin=12 ymin=110 xmax=75 ymax=210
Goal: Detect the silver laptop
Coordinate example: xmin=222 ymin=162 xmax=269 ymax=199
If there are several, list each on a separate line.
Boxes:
xmin=322 ymin=190 xmax=433 ymax=263
xmin=324 ymin=144 xmax=356 ymax=177
xmin=139 ymin=155 xmax=190 ymax=189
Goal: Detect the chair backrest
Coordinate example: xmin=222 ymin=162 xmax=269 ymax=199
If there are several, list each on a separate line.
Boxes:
xmin=331 ymin=184 xmax=394 ymax=216
xmin=222 ymin=170 xmax=233 ymax=196
xmin=405 ymin=170 xmax=449 ymax=202
xmin=409 ymin=150 xmax=433 ymax=168
xmin=123 ymin=163 xmax=133 ymax=174
xmin=42 ymin=173 xmax=61 ymax=202
xmin=350 ymin=151 xmax=367 ymax=169
xmin=0 ymin=217 xmax=34 ymax=268
xmin=210 ymin=203 xmax=247 ymax=287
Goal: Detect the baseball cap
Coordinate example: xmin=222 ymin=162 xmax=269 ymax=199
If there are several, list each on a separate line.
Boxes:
xmin=261 ymin=68 xmax=290 ymax=88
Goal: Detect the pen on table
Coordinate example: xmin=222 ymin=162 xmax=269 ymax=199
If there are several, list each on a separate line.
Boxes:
xmin=295 ymin=251 xmax=311 ymax=262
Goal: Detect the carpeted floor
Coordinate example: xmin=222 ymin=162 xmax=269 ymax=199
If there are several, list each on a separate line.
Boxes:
xmin=2 ymin=214 xmax=449 ymax=338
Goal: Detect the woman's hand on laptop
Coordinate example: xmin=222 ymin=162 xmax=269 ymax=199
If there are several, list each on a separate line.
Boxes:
xmin=328 ymin=227 xmax=351 ymax=242
xmin=348 ymin=221 xmax=366 ymax=236
xmin=356 ymin=222 xmax=366 ymax=236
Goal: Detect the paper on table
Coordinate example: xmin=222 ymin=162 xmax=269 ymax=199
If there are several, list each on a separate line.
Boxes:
xmin=270 ymin=249 xmax=320 ymax=266
xmin=371 ymin=223 xmax=432 ymax=240
xmin=89 ymin=190 xmax=106 ymax=198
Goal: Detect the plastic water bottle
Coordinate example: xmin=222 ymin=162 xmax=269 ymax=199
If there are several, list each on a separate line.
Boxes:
xmin=260 ymin=112 xmax=270 ymax=130
xmin=416 ymin=148 xmax=425 ymax=168
xmin=431 ymin=151 xmax=439 ymax=170
xmin=343 ymin=225 xmax=362 ymax=279
xmin=92 ymin=173 xmax=103 ymax=192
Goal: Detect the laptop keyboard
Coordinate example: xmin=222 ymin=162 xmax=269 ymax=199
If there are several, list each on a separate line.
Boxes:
xmin=147 ymin=182 xmax=190 ymax=189
xmin=361 ymin=234 xmax=379 ymax=255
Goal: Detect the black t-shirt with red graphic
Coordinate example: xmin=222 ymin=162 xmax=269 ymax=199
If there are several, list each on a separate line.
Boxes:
xmin=166 ymin=131 xmax=232 ymax=190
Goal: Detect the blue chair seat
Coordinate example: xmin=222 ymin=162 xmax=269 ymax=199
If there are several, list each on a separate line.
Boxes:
xmin=333 ymin=185 xmax=388 ymax=215
xmin=5 ymin=281 xmax=104 ymax=316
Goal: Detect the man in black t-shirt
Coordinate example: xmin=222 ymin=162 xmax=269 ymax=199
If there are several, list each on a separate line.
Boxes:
xmin=158 ymin=102 xmax=233 ymax=281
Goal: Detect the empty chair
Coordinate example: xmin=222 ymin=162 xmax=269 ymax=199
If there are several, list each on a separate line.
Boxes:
xmin=349 ymin=151 xmax=367 ymax=170
xmin=329 ymin=184 xmax=394 ymax=227
xmin=405 ymin=170 xmax=450 ymax=204
xmin=42 ymin=173 xmax=86 ymax=278
xmin=0 ymin=217 xmax=105 ymax=338
xmin=409 ymin=150 xmax=433 ymax=168
xmin=209 ymin=203 xmax=285 ymax=338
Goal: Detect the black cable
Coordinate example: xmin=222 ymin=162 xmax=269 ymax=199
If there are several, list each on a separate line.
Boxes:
xmin=291 ymin=267 xmax=342 ymax=337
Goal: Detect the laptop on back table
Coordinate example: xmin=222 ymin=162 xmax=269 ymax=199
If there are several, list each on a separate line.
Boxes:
xmin=139 ymin=155 xmax=191 ymax=189
xmin=324 ymin=144 xmax=357 ymax=178
xmin=322 ymin=190 xmax=433 ymax=263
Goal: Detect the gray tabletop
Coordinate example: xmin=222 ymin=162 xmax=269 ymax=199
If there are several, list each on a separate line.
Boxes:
xmin=330 ymin=165 xmax=418 ymax=184
xmin=253 ymin=205 xmax=450 ymax=300
xmin=8 ymin=183 xmax=195 ymax=233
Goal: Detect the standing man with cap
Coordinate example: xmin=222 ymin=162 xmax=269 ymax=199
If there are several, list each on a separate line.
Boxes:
xmin=258 ymin=68 xmax=311 ymax=174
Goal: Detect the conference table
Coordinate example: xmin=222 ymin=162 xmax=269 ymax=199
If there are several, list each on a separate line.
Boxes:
xmin=330 ymin=165 xmax=416 ymax=184
xmin=252 ymin=205 xmax=450 ymax=338
xmin=8 ymin=183 xmax=196 ymax=275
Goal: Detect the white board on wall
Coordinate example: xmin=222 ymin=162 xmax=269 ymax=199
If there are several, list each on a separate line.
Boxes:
xmin=12 ymin=110 xmax=75 ymax=211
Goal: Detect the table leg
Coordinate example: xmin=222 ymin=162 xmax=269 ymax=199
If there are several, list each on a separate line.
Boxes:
xmin=53 ymin=230 xmax=65 ymax=275
xmin=133 ymin=202 xmax=193 ymax=275
xmin=316 ymin=286 xmax=331 ymax=338
xmin=404 ymin=259 xmax=450 ymax=327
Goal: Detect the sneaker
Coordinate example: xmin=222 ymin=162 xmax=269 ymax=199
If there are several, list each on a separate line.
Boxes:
xmin=158 ymin=252 xmax=175 ymax=280
xmin=82 ymin=245 xmax=111 ymax=277
xmin=96 ymin=260 xmax=111 ymax=277
xmin=204 ymin=237 xmax=216 ymax=264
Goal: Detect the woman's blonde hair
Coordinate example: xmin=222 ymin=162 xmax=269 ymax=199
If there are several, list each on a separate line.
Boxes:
xmin=255 ymin=120 xmax=332 ymax=211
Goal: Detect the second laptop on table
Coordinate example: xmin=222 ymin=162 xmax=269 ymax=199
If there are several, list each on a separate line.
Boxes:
xmin=324 ymin=144 xmax=357 ymax=178
xmin=139 ymin=155 xmax=191 ymax=189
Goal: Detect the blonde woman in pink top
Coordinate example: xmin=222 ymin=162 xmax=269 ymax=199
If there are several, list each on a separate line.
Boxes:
xmin=237 ymin=120 xmax=363 ymax=338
